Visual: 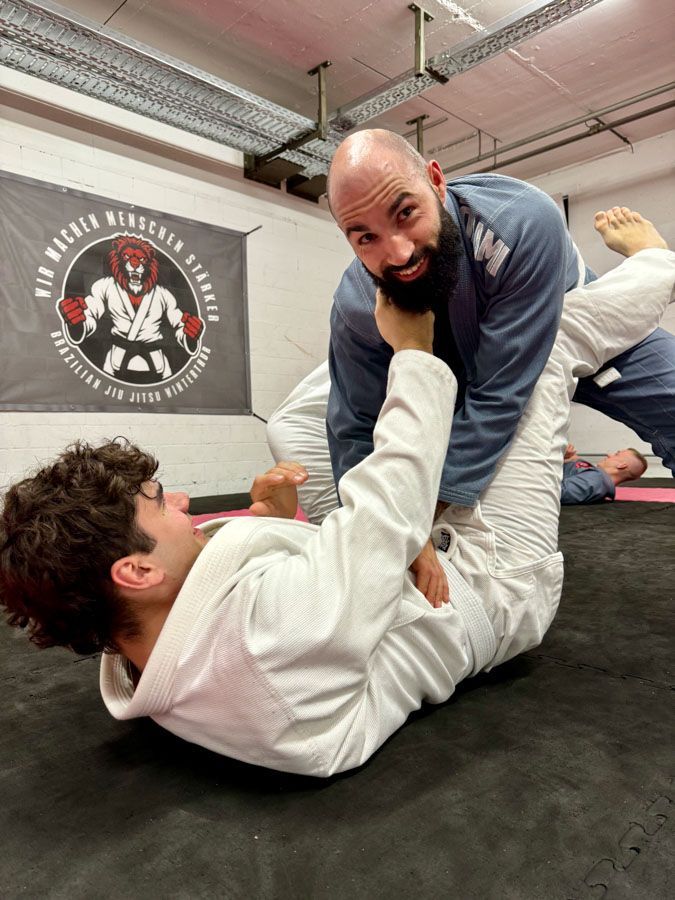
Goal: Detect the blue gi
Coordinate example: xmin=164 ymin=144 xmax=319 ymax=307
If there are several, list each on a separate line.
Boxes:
xmin=327 ymin=173 xmax=675 ymax=507
xmin=328 ymin=174 xmax=581 ymax=507
xmin=573 ymin=329 xmax=675 ymax=475
xmin=560 ymin=459 xmax=615 ymax=505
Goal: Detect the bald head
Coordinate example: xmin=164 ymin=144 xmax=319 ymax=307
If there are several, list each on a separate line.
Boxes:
xmin=327 ymin=129 xmax=429 ymax=216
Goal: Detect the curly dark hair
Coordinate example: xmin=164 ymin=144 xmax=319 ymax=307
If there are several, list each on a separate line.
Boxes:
xmin=0 ymin=438 xmax=159 ymax=655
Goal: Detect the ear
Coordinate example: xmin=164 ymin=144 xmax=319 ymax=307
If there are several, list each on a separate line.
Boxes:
xmin=616 ymin=461 xmax=628 ymax=470
xmin=110 ymin=554 xmax=164 ymax=592
xmin=427 ymin=160 xmax=447 ymax=202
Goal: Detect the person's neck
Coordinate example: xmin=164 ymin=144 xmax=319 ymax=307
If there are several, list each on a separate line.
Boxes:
xmin=116 ymin=600 xmax=173 ymax=673
xmin=597 ymin=460 xmax=622 ymax=486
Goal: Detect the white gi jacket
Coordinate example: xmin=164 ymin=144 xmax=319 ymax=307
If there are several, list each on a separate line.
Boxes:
xmin=101 ymin=351 xmax=557 ymax=776
xmin=80 ymin=277 xmax=191 ymax=348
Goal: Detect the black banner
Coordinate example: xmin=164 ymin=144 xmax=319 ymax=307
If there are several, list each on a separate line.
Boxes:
xmin=0 ymin=172 xmax=251 ymax=413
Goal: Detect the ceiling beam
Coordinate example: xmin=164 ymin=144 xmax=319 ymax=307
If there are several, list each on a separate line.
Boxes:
xmin=0 ymin=0 xmax=612 ymax=187
xmin=330 ymin=0 xmax=606 ymax=131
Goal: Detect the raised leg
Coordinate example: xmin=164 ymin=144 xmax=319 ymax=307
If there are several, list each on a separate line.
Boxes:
xmin=442 ymin=239 xmax=675 ymax=569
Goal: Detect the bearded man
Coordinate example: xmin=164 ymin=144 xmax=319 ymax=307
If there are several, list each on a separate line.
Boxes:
xmin=326 ymin=131 xmax=675 ymax=545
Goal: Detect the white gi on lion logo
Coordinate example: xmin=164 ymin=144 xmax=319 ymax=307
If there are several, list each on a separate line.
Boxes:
xmin=57 ymin=234 xmax=204 ymax=381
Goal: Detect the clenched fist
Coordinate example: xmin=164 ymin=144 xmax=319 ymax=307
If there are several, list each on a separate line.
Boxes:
xmin=58 ymin=296 xmax=88 ymax=326
xmin=181 ymin=311 xmax=204 ymax=340
xmin=249 ymin=461 xmax=308 ymax=519
xmin=374 ymin=288 xmax=434 ymax=354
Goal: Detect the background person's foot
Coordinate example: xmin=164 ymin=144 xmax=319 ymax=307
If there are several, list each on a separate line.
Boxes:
xmin=594 ymin=206 xmax=668 ymax=257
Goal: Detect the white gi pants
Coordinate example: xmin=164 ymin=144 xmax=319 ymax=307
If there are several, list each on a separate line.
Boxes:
xmin=267 ymin=249 xmax=675 ymax=664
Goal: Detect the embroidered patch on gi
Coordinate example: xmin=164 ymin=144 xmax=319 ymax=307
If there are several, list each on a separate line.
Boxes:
xmin=437 ymin=530 xmax=452 ymax=552
xmin=593 ymin=367 xmax=621 ymax=388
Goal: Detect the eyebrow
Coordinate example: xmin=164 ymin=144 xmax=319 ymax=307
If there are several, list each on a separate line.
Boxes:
xmin=153 ymin=481 xmax=164 ymax=508
xmin=137 ymin=480 xmax=164 ymax=505
xmin=345 ymin=192 xmax=415 ymax=238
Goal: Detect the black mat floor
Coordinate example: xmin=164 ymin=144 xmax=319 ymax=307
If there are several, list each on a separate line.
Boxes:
xmin=1 ymin=499 xmax=672 ymax=899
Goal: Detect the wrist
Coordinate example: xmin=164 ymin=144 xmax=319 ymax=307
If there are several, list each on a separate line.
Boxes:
xmin=394 ymin=341 xmax=433 ymax=354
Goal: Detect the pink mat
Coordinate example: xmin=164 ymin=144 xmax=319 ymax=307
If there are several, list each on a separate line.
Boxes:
xmin=193 ymin=507 xmax=308 ymax=525
xmin=614 ymin=486 xmax=675 ymax=502
xmin=193 ymin=487 xmax=675 ymax=524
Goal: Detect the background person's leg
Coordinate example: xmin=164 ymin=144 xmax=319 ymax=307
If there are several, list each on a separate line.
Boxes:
xmin=441 ymin=248 xmax=675 ymax=571
xmin=573 ymin=327 xmax=675 ymax=475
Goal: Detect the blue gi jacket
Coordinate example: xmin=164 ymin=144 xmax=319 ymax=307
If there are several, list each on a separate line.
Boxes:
xmin=560 ymin=460 xmax=615 ymax=505
xmin=328 ymin=173 xmax=581 ymax=507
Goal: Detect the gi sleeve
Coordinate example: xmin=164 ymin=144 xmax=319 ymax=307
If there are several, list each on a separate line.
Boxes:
xmin=326 ymin=301 xmax=391 ymax=489
xmin=561 ymin=466 xmax=615 ymax=504
xmin=439 ymin=197 xmax=568 ymax=507
xmin=253 ymin=350 xmax=456 ymax=678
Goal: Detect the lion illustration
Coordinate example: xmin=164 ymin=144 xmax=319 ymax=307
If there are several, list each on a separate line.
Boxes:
xmin=57 ymin=234 xmax=204 ymax=381
xmin=108 ymin=236 xmax=160 ymax=303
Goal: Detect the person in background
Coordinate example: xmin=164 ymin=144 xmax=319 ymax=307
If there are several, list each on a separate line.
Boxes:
xmin=561 ymin=444 xmax=647 ymax=504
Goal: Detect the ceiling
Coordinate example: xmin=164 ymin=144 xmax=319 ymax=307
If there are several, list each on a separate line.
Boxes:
xmin=3 ymin=0 xmax=675 ymax=183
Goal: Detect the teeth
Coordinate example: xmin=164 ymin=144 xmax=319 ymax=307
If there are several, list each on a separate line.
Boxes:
xmin=398 ymin=258 xmax=423 ymax=276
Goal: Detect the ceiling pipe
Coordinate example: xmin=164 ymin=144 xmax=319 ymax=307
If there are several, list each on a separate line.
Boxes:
xmin=0 ymin=0 xmax=338 ymax=176
xmin=447 ymin=99 xmax=675 ymax=174
xmin=441 ymin=82 xmax=675 ymax=173
xmin=1 ymin=0 xmax=611 ymax=183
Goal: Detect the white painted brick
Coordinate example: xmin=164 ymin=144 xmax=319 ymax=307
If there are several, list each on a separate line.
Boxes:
xmin=10 ymin=104 xmax=669 ymax=493
xmin=20 ymin=146 xmax=63 ymax=179
xmin=0 ymin=139 xmax=23 ymax=170
xmin=59 ymin=161 xmax=99 ymax=190
xmin=97 ymin=169 xmax=135 ymax=199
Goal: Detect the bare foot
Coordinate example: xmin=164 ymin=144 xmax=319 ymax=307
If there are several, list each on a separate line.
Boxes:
xmin=594 ymin=206 xmax=668 ymax=257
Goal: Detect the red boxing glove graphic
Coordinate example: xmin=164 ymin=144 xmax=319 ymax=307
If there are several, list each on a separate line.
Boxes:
xmin=181 ymin=311 xmax=204 ymax=340
xmin=59 ymin=296 xmax=88 ymax=326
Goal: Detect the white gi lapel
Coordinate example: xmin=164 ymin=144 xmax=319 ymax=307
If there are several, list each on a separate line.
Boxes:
xmin=126 ymin=287 xmax=155 ymax=342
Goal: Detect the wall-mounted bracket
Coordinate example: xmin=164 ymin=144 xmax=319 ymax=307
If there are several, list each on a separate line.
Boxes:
xmin=587 ymin=116 xmax=634 ymax=152
xmin=408 ymin=4 xmax=449 ymax=85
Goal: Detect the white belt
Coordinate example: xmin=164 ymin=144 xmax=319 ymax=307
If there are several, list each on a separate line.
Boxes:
xmin=438 ymin=554 xmax=497 ymax=675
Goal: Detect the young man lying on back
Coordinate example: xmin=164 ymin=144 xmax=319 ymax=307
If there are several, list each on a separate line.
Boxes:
xmin=1 ymin=212 xmax=673 ymax=776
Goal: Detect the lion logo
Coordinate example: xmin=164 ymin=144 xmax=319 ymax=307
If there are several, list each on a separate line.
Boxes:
xmin=57 ymin=233 xmax=204 ymax=383
xmin=108 ymin=236 xmax=160 ymax=303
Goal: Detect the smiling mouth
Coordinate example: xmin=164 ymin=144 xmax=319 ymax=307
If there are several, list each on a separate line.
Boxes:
xmin=392 ymin=255 xmax=428 ymax=281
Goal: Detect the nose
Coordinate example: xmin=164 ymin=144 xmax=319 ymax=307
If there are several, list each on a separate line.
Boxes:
xmin=383 ymin=233 xmax=415 ymax=268
xmin=166 ymin=491 xmax=190 ymax=513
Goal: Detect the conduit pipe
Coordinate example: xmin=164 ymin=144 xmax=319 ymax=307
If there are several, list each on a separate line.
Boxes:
xmin=442 ymin=83 xmax=675 ymax=174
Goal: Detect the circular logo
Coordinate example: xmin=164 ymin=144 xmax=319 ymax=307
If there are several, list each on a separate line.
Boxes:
xmin=56 ymin=234 xmax=204 ymax=386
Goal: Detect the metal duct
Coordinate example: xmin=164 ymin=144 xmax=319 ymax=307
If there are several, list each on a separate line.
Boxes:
xmin=330 ymin=0 xmax=606 ymax=131
xmin=0 ymin=0 xmax=341 ymax=177
xmin=1 ymin=0 xmax=611 ymax=180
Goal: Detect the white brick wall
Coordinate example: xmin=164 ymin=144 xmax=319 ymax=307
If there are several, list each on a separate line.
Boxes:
xmin=2 ymin=69 xmax=672 ymax=494
xmin=0 ymin=70 xmax=353 ymax=497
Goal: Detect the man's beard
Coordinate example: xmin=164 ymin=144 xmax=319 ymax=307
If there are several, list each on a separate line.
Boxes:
xmin=373 ymin=200 xmax=461 ymax=314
